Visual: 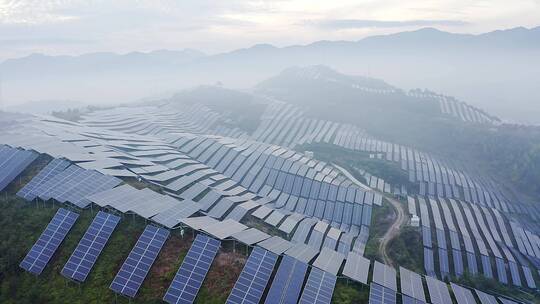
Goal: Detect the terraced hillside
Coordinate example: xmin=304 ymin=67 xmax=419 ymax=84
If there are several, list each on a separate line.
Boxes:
xmin=0 ymin=66 xmax=539 ymax=304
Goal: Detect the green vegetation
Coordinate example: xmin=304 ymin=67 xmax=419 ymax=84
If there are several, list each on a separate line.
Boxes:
xmin=258 ymin=74 xmax=540 ymax=199
xmin=387 ymin=227 xmax=423 ymax=273
xmin=301 ymin=143 xmax=412 ymax=187
xmin=242 ymin=216 xmax=287 ymax=240
xmin=123 ymin=177 xmax=164 ymax=193
xmin=364 ymin=200 xmax=395 ymax=260
xmin=0 ymin=195 xmax=145 ymax=303
xmin=0 ymin=193 xmax=245 ymax=304
xmin=51 ymin=108 xmax=84 ymax=122
xmin=51 ymin=105 xmax=113 ymax=122
xmin=332 ymin=280 xmax=369 ymax=304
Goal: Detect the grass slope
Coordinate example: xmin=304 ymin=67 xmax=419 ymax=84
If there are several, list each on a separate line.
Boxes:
xmin=0 ymin=194 xmax=245 ymax=304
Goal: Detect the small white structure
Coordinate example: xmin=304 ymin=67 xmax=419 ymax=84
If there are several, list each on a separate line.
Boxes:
xmin=305 ymin=151 xmax=314 ymax=158
xmin=410 ymin=215 xmax=420 ymax=227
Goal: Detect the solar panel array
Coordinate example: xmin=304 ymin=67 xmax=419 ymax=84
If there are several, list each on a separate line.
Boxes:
xmin=61 ymin=211 xmax=120 ymax=282
xmin=1 ymin=97 xmax=534 ymax=304
xmin=298 ymin=267 xmax=337 ymax=304
xmin=31 ymin=165 xmax=85 ymax=200
xmin=165 ymin=133 xmax=374 ymax=232
xmin=110 ymin=225 xmax=170 ymax=298
xmin=0 ymin=146 xmax=38 ymax=191
xmin=20 ymin=208 xmax=79 ymax=275
xmin=17 ymin=158 xmax=71 ymax=201
xmin=265 ymin=255 xmax=308 ymax=304
xmin=368 ymin=283 xmax=396 ymax=304
xmin=252 ymin=101 xmax=510 ymax=213
xmin=25 ymin=163 xmax=122 ymax=208
xmin=227 ymin=246 xmax=277 ymax=304
xmin=164 ymin=234 xmax=220 ymax=304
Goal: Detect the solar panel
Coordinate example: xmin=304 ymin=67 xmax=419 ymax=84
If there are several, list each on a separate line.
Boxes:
xmin=421 ymin=227 xmax=432 ymax=248
xmin=61 ymin=211 xmax=120 ymax=282
xmin=110 ymin=225 xmax=170 ymax=298
xmin=508 ymin=261 xmax=521 ymax=286
xmin=163 ymin=234 xmax=220 ymax=304
xmin=62 ymin=173 xmax=122 ymax=208
xmin=368 ymin=283 xmax=396 ymax=304
xmin=495 ymin=258 xmax=508 ymax=284
xmin=423 ymin=248 xmax=435 ymax=277
xmin=438 ymin=249 xmax=450 ymax=277
xmin=474 ymin=289 xmax=498 ymax=304
xmin=402 ymin=295 xmax=426 ymax=304
xmin=450 ymin=283 xmax=476 ymax=304
xmin=20 ymin=208 xmax=79 ymax=275
xmin=399 ymin=267 xmax=426 ymax=302
xmin=264 ymin=255 xmax=308 ymax=304
xmin=151 ymin=200 xmax=202 ymax=229
xmin=522 ymin=266 xmax=536 ymax=288
xmin=452 ymin=249 xmax=464 ymax=276
xmin=466 ymin=252 xmax=478 ymax=274
xmin=342 ymin=252 xmax=370 ymax=284
xmin=298 ymin=268 xmax=337 ymax=304
xmin=499 ymin=297 xmax=520 ymax=304
xmin=481 ymin=255 xmax=493 ymax=278
xmin=31 ymin=165 xmax=84 ymax=201
xmin=0 ymin=149 xmax=38 ymax=191
xmin=372 ymin=261 xmax=397 ymax=291
xmin=425 ymin=276 xmax=452 ymax=304
xmin=312 ymin=247 xmax=345 ymax=275
xmin=227 ymin=246 xmax=277 ymax=304
xmin=17 ymin=158 xmax=70 ymax=201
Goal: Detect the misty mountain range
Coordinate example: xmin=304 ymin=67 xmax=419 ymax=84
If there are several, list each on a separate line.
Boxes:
xmin=1 ymin=26 xmax=539 ymax=123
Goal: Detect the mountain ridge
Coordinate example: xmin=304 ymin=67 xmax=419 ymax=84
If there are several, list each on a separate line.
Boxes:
xmin=3 ymin=25 xmax=539 ymax=64
xmin=2 ymin=26 xmax=539 ymax=123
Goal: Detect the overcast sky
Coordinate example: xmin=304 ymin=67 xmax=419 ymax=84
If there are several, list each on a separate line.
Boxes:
xmin=1 ymin=0 xmax=539 ymax=61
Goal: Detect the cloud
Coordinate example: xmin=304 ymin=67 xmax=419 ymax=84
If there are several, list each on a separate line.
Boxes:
xmin=312 ymin=19 xmax=470 ymax=30
xmin=0 ymin=37 xmax=93 ymax=47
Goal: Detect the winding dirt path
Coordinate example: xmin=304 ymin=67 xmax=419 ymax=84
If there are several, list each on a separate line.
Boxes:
xmin=333 ymin=164 xmax=407 ymax=266
xmin=378 ymin=194 xmax=406 ymax=267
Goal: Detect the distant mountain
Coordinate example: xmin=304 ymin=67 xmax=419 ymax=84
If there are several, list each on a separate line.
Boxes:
xmin=358 ymin=26 xmax=540 ymax=49
xmin=255 ymin=65 xmax=467 ymax=131
xmin=1 ymin=26 xmax=539 ymax=123
xmin=256 ymin=64 xmax=502 ymax=124
xmin=1 ymin=49 xmax=206 ymax=79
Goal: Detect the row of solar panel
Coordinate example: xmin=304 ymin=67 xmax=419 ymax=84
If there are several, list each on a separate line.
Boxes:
xmin=18 ymin=208 xmax=339 ymax=304
xmin=16 ymin=158 xmax=122 ymax=208
xmin=414 ymin=195 xmax=533 ymax=288
xmin=370 ymin=269 xmax=523 ymax=304
xmin=324 ymin=125 xmax=514 ymax=213
xmin=0 ymin=145 xmax=38 ymax=192
xmin=8 ymin=154 xmax=524 ymax=304
xmin=19 ymin=205 xmax=524 ymax=304
xmin=172 ymin=135 xmax=374 ymax=216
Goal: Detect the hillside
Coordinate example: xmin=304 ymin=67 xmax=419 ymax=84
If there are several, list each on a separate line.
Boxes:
xmin=255 ymin=66 xmax=540 ymax=199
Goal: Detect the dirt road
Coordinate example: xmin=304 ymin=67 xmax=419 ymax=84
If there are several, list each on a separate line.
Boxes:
xmin=333 ymin=164 xmax=406 ymax=266
xmin=378 ymin=194 xmax=406 ymax=267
